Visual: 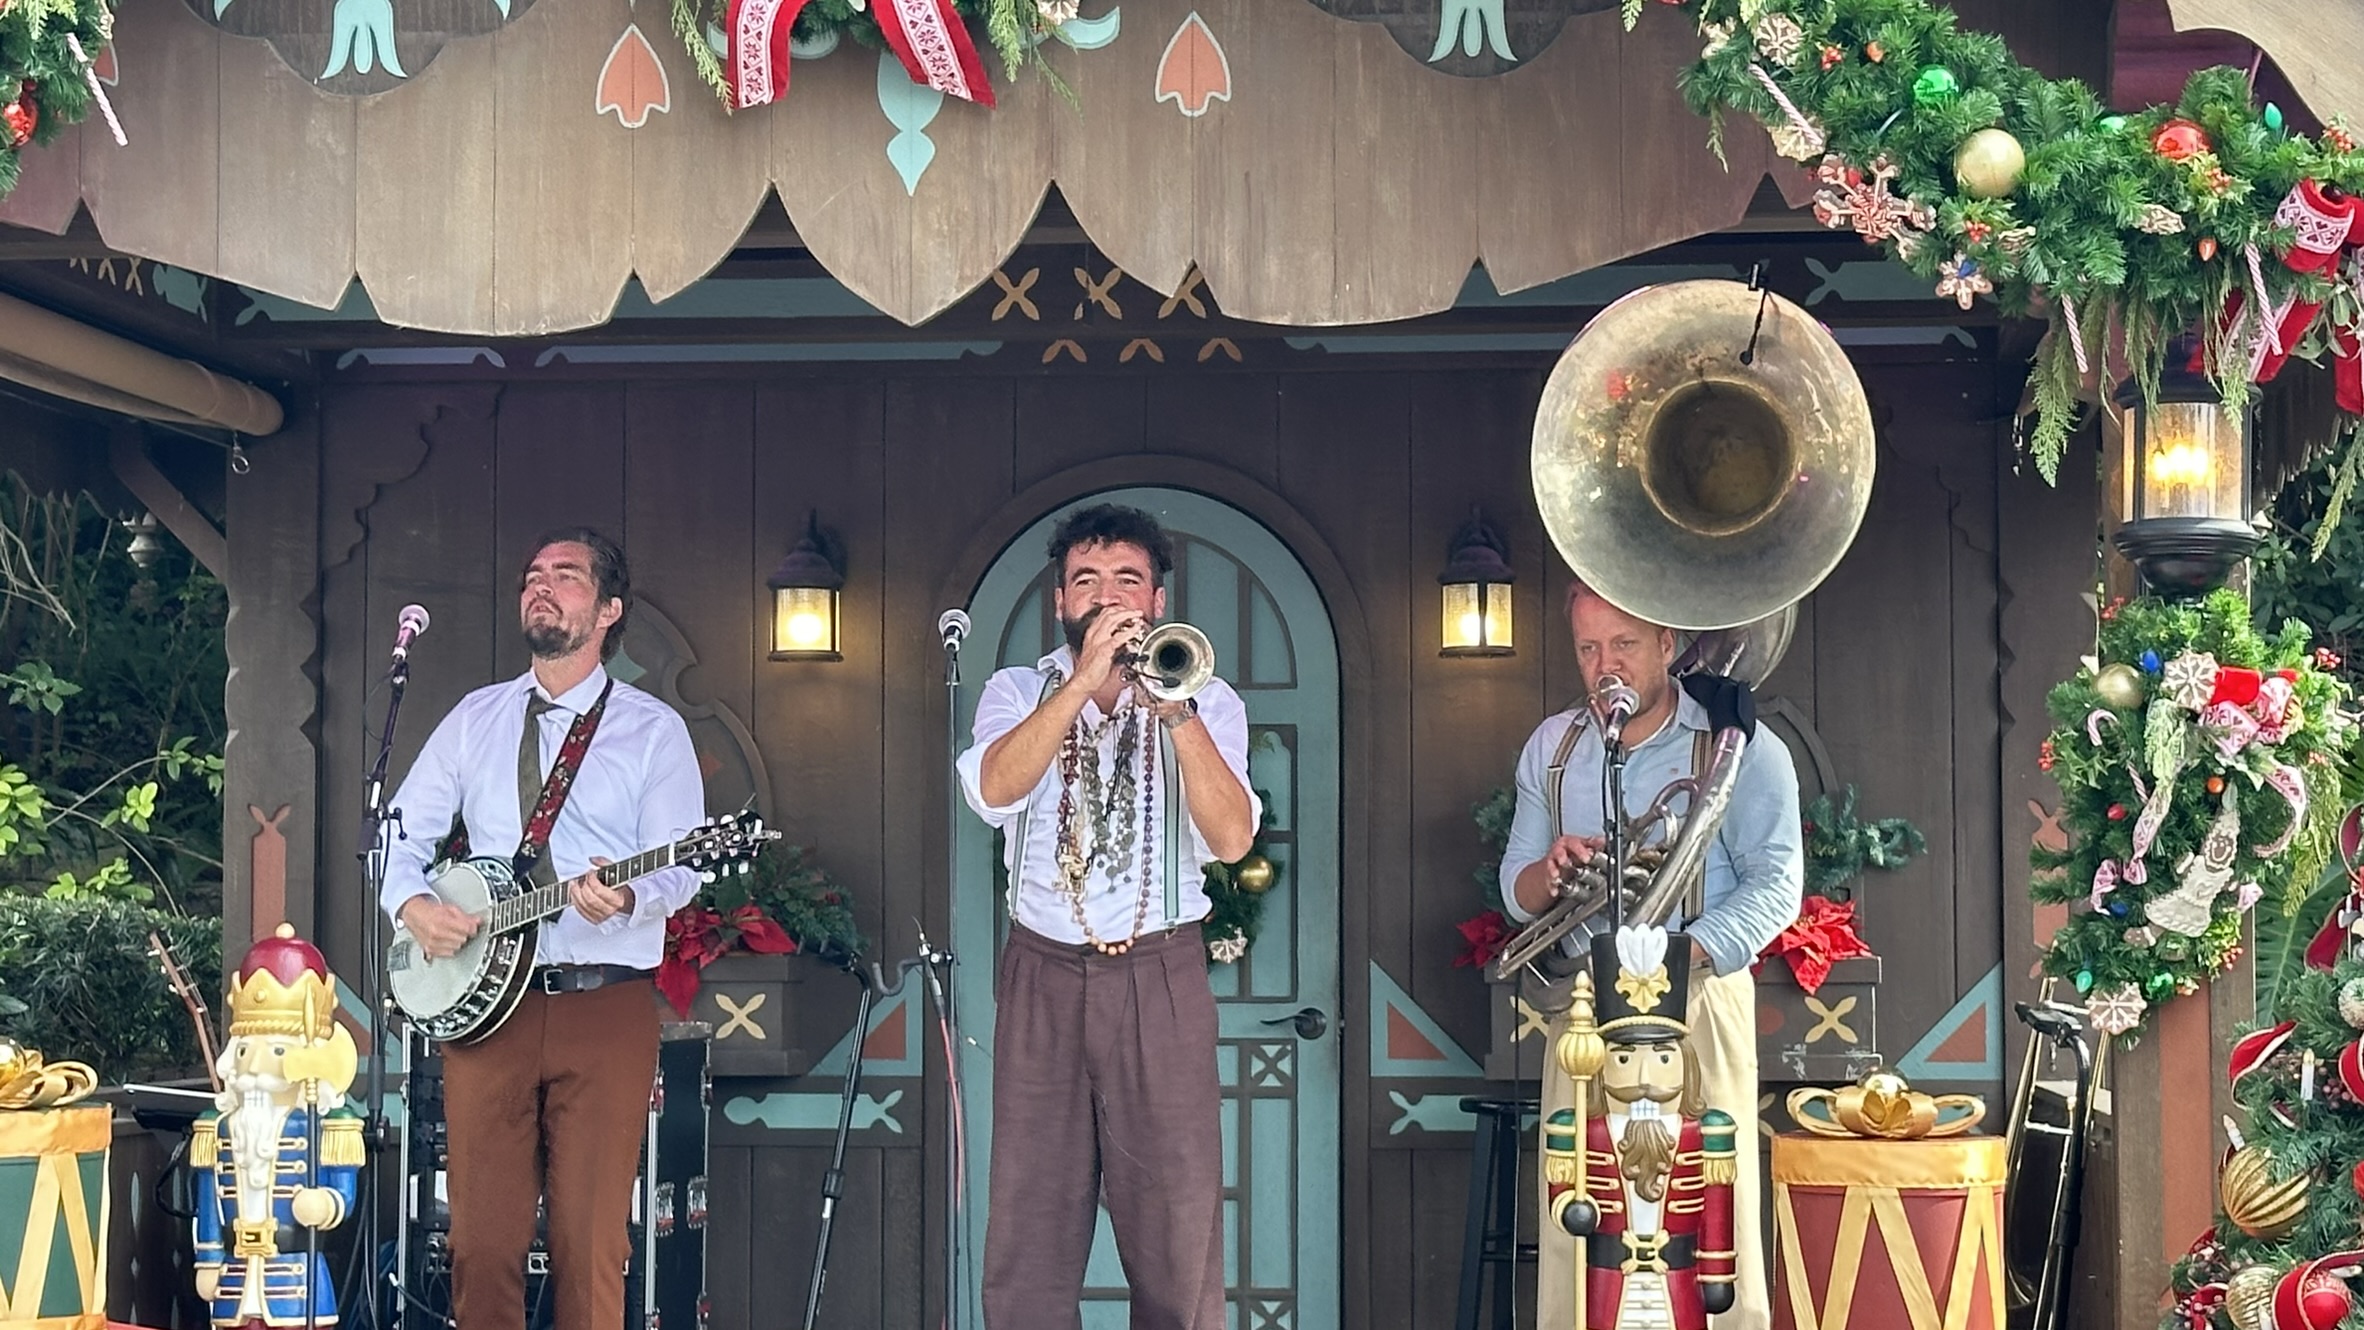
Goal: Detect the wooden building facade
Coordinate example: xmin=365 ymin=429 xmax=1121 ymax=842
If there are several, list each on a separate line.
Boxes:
xmin=0 ymin=0 xmax=2340 ymax=1325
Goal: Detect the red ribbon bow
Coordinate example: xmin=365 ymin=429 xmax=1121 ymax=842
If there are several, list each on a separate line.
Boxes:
xmin=1754 ymin=895 xmax=1875 ymax=994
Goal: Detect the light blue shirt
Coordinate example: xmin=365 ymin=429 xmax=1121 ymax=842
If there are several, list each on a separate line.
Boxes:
xmin=1498 ymin=686 xmax=1803 ymax=977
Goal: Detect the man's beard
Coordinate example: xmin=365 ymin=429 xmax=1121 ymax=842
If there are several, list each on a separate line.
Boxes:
xmin=1063 ymin=605 xmax=1135 ymax=654
xmin=525 ymin=618 xmax=589 ymax=660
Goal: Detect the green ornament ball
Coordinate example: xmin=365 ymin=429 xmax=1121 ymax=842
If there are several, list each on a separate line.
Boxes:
xmin=2264 ymin=102 xmax=2285 ymax=134
xmin=1912 ymin=66 xmax=1959 ymax=107
xmin=2099 ymin=115 xmax=2128 ymax=133
xmin=2074 ymin=969 xmax=2094 ymax=994
xmin=2094 ymin=662 xmax=2147 ymax=710
xmin=1954 ymin=128 xmax=2026 ymax=200
xmin=2146 ymin=972 xmax=2177 ymax=1001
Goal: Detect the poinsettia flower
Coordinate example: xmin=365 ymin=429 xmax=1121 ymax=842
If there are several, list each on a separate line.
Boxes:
xmin=1454 ymin=912 xmax=1514 ymax=969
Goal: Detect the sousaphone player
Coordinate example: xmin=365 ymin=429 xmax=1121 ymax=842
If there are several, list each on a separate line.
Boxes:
xmin=1506 ymin=279 xmax=1875 ymax=1330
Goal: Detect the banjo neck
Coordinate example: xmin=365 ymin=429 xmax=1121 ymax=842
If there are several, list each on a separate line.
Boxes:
xmin=485 ymin=842 xmax=679 ymax=935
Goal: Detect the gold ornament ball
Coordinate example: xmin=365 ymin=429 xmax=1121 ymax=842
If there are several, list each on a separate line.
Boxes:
xmin=1233 ymin=853 xmax=1276 ymax=894
xmin=2226 ymin=1265 xmax=2282 ymax=1330
xmin=1954 ymin=128 xmax=2026 ymax=199
xmin=2220 ymin=1144 xmax=2311 ymax=1239
xmin=2093 ymin=662 xmax=2147 ymax=709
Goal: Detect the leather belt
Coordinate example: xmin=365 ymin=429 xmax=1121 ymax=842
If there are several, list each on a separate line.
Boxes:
xmin=1587 ymin=1231 xmax=1695 ymax=1273
xmin=532 ymin=964 xmax=651 ymax=995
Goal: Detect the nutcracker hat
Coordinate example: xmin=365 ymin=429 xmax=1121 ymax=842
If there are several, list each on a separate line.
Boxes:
xmin=1591 ymin=925 xmax=1691 ymax=1044
xmin=228 ymin=923 xmax=339 ymax=1043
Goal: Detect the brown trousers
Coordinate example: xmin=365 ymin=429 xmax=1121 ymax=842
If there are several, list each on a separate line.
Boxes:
xmin=441 ymin=981 xmax=659 ymax=1330
xmin=983 ymin=923 xmax=1226 ymax=1330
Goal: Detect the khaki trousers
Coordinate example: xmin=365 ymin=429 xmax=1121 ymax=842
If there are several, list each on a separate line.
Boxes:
xmin=1536 ymin=967 xmax=1769 ymax=1330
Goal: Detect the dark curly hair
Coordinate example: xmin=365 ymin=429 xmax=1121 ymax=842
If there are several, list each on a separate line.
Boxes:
xmin=1045 ymin=503 xmax=1175 ymax=583
xmin=521 ymin=526 xmax=631 ymax=661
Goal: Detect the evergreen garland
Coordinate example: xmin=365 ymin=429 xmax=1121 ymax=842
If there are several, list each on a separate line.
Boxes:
xmin=0 ymin=0 xmax=111 ymax=201
xmin=1801 ymin=784 xmax=1924 ymax=901
xmin=2031 ymin=590 xmax=2355 ymax=1040
xmin=1633 ymin=0 xmax=2364 ymax=483
xmin=2169 ymin=950 xmax=2364 ymax=1326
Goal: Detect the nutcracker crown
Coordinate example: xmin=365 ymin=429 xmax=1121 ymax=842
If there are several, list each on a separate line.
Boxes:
xmin=1592 ymin=925 xmax=1692 ymax=1044
xmin=228 ymin=923 xmax=339 ymax=1042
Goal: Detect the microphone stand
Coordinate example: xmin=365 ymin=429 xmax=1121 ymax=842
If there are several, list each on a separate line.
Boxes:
xmin=936 ymin=614 xmax=968 ymax=1330
xmin=354 ymin=653 xmax=411 ymax=1328
xmin=1602 ymin=721 xmax=1630 ymax=931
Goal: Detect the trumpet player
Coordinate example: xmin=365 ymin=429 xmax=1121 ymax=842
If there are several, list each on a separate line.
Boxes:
xmin=958 ymin=502 xmax=1258 ymax=1330
xmin=1501 ymin=579 xmax=1803 ymax=1330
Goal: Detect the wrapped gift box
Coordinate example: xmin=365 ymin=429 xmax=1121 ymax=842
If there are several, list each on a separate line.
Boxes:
xmin=0 ymin=1105 xmax=110 ymax=1329
xmin=1771 ymin=1131 xmax=2004 ymax=1330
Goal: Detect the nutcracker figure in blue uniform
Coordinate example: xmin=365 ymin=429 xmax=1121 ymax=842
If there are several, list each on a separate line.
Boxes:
xmin=191 ymin=924 xmax=363 ymax=1328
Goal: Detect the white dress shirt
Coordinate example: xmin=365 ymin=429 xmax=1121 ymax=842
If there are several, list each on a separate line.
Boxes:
xmin=958 ymin=647 xmax=1262 ymax=945
xmin=380 ymin=665 xmax=705 ymax=969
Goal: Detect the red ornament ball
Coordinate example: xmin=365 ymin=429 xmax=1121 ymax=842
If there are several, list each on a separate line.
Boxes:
xmin=2154 ymin=118 xmax=2211 ymax=162
xmin=2198 ymin=237 xmax=2220 ymax=261
xmin=2300 ymin=1270 xmax=2350 ymax=1328
xmin=2207 ymin=775 xmax=2226 ymax=795
xmin=1864 ymin=40 xmax=1886 ymax=63
xmin=1818 ymin=44 xmax=1842 ymax=70
xmin=2107 ymin=804 xmax=2128 ymax=821
xmin=2351 ymin=1158 xmax=2364 ymax=1197
xmin=0 ymin=89 xmax=34 ymax=150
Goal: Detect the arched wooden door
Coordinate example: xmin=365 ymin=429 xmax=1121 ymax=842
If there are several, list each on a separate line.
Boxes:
xmin=953 ymin=486 xmax=1342 ymax=1329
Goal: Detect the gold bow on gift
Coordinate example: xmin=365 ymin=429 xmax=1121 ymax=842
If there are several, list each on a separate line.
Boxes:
xmin=1787 ymin=1070 xmax=1985 ymax=1141
xmin=0 ymin=1039 xmax=98 ymax=1111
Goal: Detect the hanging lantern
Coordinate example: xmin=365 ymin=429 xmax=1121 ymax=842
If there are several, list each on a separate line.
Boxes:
xmin=767 ymin=510 xmax=844 ymax=661
xmin=1439 ymin=506 xmax=1515 ymax=657
xmin=2110 ymin=335 xmax=2258 ymax=594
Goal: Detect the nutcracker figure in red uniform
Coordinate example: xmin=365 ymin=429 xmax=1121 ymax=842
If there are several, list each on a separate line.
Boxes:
xmin=1543 ymin=925 xmax=1738 ymax=1330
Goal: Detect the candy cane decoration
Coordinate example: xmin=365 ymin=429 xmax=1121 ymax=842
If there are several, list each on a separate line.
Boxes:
xmin=64 ymin=37 xmax=124 ymax=147
xmin=2245 ymin=242 xmax=2282 ymax=357
xmin=2062 ymin=295 xmax=2090 ymax=375
xmin=1748 ymin=64 xmax=1822 ymax=154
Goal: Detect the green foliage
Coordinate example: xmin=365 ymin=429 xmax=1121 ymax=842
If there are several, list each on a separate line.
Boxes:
xmin=0 ymin=896 xmax=220 ymax=1084
xmin=698 ymin=841 xmax=865 ymax=960
xmin=0 ymin=0 xmax=113 ymax=202
xmin=2030 ymin=591 xmax=2356 ymax=1037
xmin=1471 ymin=786 xmax=1516 ymax=914
xmin=0 ymin=477 xmax=226 ymax=914
xmin=1801 ymin=785 xmax=1926 ymax=901
xmin=2255 ymin=437 xmax=2364 ymax=692
xmin=1647 ymin=0 xmax=2364 ymax=480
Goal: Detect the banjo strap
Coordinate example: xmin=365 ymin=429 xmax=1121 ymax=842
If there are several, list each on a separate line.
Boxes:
xmin=438 ymin=680 xmax=615 ymax=883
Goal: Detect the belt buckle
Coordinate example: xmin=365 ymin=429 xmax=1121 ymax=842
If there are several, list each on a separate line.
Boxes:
xmin=1621 ymin=1231 xmax=1669 ymax=1274
xmin=537 ymin=967 xmax=564 ymax=996
xmin=232 ymin=1219 xmax=275 ymax=1257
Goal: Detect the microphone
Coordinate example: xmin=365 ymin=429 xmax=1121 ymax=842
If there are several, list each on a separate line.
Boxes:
xmin=1594 ymin=674 xmax=1641 ymax=745
xmin=937 ymin=607 xmax=972 ymax=653
xmin=389 ymin=604 xmax=430 ymax=665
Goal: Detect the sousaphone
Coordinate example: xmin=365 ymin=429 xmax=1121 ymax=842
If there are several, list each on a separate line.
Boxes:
xmin=1494 ymin=280 xmax=1874 ymax=981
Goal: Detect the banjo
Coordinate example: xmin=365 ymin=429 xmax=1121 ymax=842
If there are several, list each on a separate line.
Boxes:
xmin=387 ymin=811 xmax=775 ymax=1044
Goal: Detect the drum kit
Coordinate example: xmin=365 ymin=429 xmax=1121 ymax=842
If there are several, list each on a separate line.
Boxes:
xmin=1520 ymin=275 xmax=2101 ymax=1330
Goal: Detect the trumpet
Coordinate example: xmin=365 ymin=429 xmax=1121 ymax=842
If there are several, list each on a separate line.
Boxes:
xmin=1120 ymin=621 xmax=1216 ymax=703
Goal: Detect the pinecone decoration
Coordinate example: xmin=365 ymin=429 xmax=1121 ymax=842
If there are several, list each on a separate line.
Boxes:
xmin=2339 ymin=977 xmax=2364 ymax=1029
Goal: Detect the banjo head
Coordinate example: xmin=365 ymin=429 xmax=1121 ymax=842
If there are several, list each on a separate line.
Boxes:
xmin=388 ymin=857 xmax=531 ymax=1042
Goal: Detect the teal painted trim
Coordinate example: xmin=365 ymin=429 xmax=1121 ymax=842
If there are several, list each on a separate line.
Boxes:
xmin=335 ymin=348 xmax=507 ymax=370
xmin=1367 ymin=961 xmax=1484 ymax=1078
xmin=529 ymin=343 xmax=1003 ymax=365
xmin=1802 ymin=256 xmax=1935 ymax=305
xmin=1828 ymin=327 xmax=1977 ymax=347
xmin=1895 ymin=963 xmax=2004 ymax=1082
xmin=1386 ymin=1092 xmax=1479 ymax=1135
xmin=1430 ymin=0 xmax=1513 ymax=62
xmin=723 ymin=1090 xmax=905 ymax=1133
xmin=1452 ymin=263 xmax=1746 ymax=308
xmin=1051 ymin=6 xmax=1121 ymax=49
xmin=878 ymin=52 xmax=944 ymax=196
xmin=233 ymin=280 xmax=378 ymax=324
xmin=610 ymin=276 xmax=884 ymax=320
xmin=1283 ymin=333 xmax=1583 ymax=355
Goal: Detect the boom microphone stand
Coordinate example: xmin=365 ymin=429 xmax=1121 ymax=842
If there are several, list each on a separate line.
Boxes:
xmin=801 ymin=940 xmax=956 ymax=1330
xmin=354 ymin=605 xmax=427 ymax=1328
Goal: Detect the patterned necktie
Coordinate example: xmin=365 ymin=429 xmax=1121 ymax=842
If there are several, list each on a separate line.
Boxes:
xmin=518 ymin=692 xmax=559 ymax=886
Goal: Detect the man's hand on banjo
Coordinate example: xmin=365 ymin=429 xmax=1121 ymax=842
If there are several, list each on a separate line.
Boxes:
xmin=399 ymin=895 xmax=483 ymax=960
xmin=566 ymin=858 xmax=636 ymax=926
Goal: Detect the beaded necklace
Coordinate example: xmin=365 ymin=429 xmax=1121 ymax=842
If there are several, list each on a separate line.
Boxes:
xmin=1047 ymin=669 xmax=1161 ymax=955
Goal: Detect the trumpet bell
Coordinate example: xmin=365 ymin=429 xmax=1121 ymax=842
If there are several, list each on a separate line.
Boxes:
xmin=1531 ymin=280 xmax=1875 ymax=632
xmin=1132 ymin=621 xmax=1216 ymax=703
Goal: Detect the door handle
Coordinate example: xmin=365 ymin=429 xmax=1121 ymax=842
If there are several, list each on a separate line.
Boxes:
xmin=1261 ymin=1007 xmax=1328 ymax=1041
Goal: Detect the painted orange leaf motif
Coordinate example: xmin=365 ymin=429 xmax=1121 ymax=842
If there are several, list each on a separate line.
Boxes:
xmin=597 ymin=25 xmax=670 ymax=130
xmin=1155 ymin=11 xmax=1231 ymax=118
